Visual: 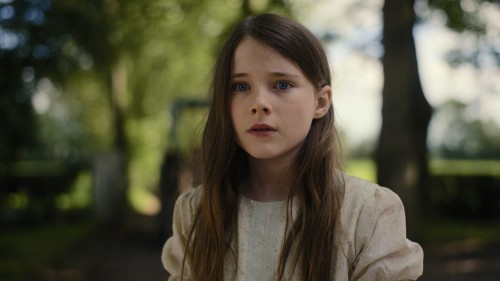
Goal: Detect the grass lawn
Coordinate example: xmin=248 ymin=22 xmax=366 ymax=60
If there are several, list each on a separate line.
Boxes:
xmin=344 ymin=157 xmax=500 ymax=244
xmin=343 ymin=158 xmax=377 ymax=182
xmin=429 ymin=158 xmax=500 ymax=176
xmin=421 ymin=217 xmax=500 ymax=244
xmin=1 ymin=157 xmax=497 ymax=280
xmin=344 ymin=158 xmax=500 ymax=180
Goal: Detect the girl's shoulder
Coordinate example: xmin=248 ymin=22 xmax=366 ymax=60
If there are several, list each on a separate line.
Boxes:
xmin=340 ymin=174 xmax=407 ymax=235
xmin=175 ymin=186 xmax=202 ymax=211
xmin=338 ymin=174 xmax=424 ymax=279
xmin=342 ymin=174 xmax=403 ymax=213
xmin=171 ymin=186 xmax=203 ymax=227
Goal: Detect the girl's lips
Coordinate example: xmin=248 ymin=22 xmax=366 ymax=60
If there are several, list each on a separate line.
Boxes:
xmin=248 ymin=124 xmax=277 ymax=136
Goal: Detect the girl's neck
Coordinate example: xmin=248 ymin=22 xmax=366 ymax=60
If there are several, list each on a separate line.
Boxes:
xmin=241 ymin=157 xmax=295 ymax=202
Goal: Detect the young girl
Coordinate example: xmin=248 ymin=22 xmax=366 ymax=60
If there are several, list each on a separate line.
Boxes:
xmin=162 ymin=13 xmax=423 ymax=281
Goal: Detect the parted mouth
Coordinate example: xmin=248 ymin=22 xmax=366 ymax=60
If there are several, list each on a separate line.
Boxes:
xmin=248 ymin=123 xmax=277 ymax=132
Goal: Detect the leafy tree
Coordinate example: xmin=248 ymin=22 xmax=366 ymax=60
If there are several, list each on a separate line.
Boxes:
xmin=429 ymin=100 xmax=500 ymax=159
xmin=376 ymin=0 xmax=498 ymax=237
xmin=0 ymin=0 xmax=85 ymax=161
xmin=1 ymin=0 xmax=292 ymax=221
xmin=426 ymin=0 xmax=499 ymax=66
xmin=376 ymin=0 xmax=432 ymax=239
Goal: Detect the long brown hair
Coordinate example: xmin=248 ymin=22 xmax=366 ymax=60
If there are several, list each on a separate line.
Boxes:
xmin=184 ymin=13 xmax=344 ymax=280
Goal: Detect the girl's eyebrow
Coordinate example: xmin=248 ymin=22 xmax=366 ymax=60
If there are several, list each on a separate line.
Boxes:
xmin=230 ymin=72 xmax=300 ymax=79
xmin=270 ymin=72 xmax=300 ymax=79
xmin=230 ymin=73 xmax=248 ymax=79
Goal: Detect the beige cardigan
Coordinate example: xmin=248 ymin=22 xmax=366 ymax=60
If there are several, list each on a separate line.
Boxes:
xmin=162 ymin=175 xmax=424 ymax=280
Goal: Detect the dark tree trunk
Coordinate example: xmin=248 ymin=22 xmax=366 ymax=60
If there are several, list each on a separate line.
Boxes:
xmin=94 ymin=59 xmax=129 ymax=224
xmin=158 ymin=153 xmax=180 ymax=241
xmin=377 ymin=0 xmax=432 ymax=239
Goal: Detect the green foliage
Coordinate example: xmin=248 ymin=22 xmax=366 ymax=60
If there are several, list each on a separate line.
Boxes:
xmin=344 ymin=158 xmax=377 ymax=182
xmin=1 ymin=0 xmax=293 ymax=215
xmin=429 ymin=100 xmax=500 ymax=159
xmin=425 ymin=0 xmax=500 ymax=67
xmin=55 ymin=171 xmax=93 ymax=210
xmin=0 ymin=0 xmax=76 ymax=161
xmin=427 ymin=0 xmax=494 ymax=32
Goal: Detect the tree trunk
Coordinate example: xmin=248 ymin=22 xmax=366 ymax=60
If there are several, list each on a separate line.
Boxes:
xmin=376 ymin=0 xmax=432 ymax=239
xmin=111 ymin=58 xmax=129 ymax=153
xmin=94 ymin=58 xmax=129 ymax=223
xmin=158 ymin=152 xmax=180 ymax=241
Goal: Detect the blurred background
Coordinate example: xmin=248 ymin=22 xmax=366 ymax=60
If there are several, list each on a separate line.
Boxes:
xmin=0 ymin=0 xmax=499 ymax=280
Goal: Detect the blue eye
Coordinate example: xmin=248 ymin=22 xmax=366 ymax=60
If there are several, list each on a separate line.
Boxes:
xmin=276 ymin=81 xmax=291 ymax=91
xmin=233 ymin=82 xmax=249 ymax=92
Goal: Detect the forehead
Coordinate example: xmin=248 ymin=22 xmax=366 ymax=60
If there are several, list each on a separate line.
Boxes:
xmin=232 ymin=37 xmax=301 ymax=74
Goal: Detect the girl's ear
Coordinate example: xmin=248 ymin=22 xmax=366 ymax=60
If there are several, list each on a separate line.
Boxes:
xmin=313 ymin=85 xmax=332 ymax=119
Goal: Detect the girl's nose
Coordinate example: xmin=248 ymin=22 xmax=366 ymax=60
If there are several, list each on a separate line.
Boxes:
xmin=251 ymin=88 xmax=272 ymax=114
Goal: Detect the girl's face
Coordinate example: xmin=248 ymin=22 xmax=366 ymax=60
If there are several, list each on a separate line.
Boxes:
xmin=229 ymin=37 xmax=331 ymax=164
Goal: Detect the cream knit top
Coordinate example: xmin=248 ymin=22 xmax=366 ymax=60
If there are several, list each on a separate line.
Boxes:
xmin=162 ymin=175 xmax=424 ymax=280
